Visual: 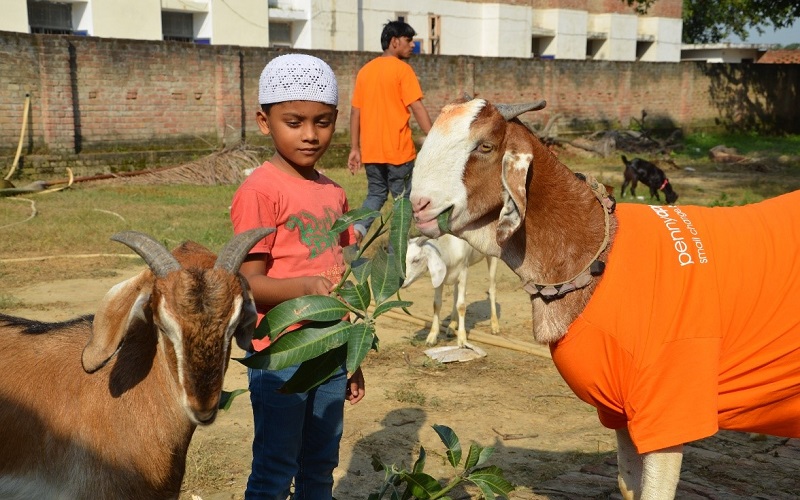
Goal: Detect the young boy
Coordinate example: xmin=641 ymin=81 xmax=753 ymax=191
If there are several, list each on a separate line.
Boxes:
xmin=230 ymin=53 xmax=365 ymax=500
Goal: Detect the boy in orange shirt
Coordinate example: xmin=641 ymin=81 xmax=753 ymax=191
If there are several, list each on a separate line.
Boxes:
xmin=348 ymin=20 xmax=433 ymax=243
xmin=230 ymin=53 xmax=365 ymax=500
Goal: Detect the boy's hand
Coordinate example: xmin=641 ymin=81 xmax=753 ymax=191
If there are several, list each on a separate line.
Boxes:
xmin=300 ymin=276 xmax=334 ymax=296
xmin=347 ymin=149 xmax=362 ymax=175
xmin=346 ymin=367 xmax=365 ymax=404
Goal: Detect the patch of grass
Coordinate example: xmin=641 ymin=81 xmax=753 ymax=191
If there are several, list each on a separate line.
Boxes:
xmin=708 ymin=191 xmax=759 ymax=207
xmin=0 ymin=294 xmax=20 ymax=309
xmin=680 ymin=132 xmax=800 ymax=159
xmin=181 ymin=441 xmax=234 ymax=495
xmin=16 ymin=301 xmax=74 ymax=312
xmin=2 ymin=135 xmax=798 ymax=293
xmin=389 ymin=382 xmax=428 ymax=406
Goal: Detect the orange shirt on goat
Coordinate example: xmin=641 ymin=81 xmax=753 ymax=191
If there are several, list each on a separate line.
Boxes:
xmin=551 ymin=190 xmax=800 ymax=454
xmin=351 ymin=56 xmax=424 ymax=165
xmin=230 ymin=161 xmax=355 ymax=351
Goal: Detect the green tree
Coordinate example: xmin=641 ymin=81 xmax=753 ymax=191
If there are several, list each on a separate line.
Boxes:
xmin=623 ymin=0 xmax=799 ymax=44
xmin=232 ymin=196 xmax=413 ymax=394
xmin=369 ymin=425 xmax=515 ymax=500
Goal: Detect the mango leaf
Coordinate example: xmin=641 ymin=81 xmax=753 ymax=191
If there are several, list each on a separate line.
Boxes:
xmin=467 ymin=466 xmax=515 ymax=498
xmin=280 ymin=344 xmax=347 ymax=393
xmin=371 ymin=454 xmax=390 ymax=472
xmin=218 ymin=388 xmax=248 ymax=411
xmin=464 ymin=443 xmax=495 ymax=470
xmin=346 ymin=322 xmax=375 ymax=373
xmin=389 ymin=196 xmax=412 ymax=278
xmin=411 ymin=446 xmax=427 ymax=474
xmin=433 ymin=424 xmax=462 ymax=468
xmin=370 ymin=248 xmax=403 ymax=304
xmin=237 ymin=320 xmax=350 ymax=371
xmin=404 ymin=472 xmax=442 ymax=499
xmin=351 ymin=257 xmax=372 ymax=284
xmin=330 ymin=207 xmax=381 ymax=236
xmin=339 ymin=281 xmax=371 ymax=311
xmin=256 ymin=295 xmax=349 ymax=341
xmin=373 ymin=300 xmax=413 ymax=319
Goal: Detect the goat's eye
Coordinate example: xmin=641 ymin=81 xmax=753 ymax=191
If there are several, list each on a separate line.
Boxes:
xmin=478 ymin=142 xmax=494 ymax=153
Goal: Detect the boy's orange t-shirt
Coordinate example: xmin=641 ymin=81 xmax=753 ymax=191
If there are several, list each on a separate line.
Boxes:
xmin=230 ymin=161 xmax=355 ymax=350
xmin=550 ymin=190 xmax=800 ymax=454
xmin=351 ymin=56 xmax=424 ymax=165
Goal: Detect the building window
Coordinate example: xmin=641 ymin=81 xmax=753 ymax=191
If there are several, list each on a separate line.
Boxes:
xmin=28 ymin=0 xmax=73 ymax=35
xmin=532 ymin=36 xmax=554 ymax=59
xmin=162 ymin=11 xmax=194 ymax=42
xmin=429 ymin=15 xmax=440 ymax=55
xmin=587 ymin=39 xmax=605 ymax=60
xmin=269 ymin=22 xmax=292 ymax=47
xmin=636 ymin=41 xmax=653 ymax=60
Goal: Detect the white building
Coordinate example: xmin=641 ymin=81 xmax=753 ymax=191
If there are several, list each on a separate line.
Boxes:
xmin=1 ymin=0 xmax=683 ymax=62
xmin=681 ymin=43 xmax=773 ymax=63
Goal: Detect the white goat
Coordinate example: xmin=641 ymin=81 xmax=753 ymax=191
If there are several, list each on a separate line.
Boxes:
xmin=402 ymin=234 xmax=499 ymax=347
xmin=409 ymin=97 xmax=800 ymax=499
xmin=0 ymin=227 xmax=272 ymax=499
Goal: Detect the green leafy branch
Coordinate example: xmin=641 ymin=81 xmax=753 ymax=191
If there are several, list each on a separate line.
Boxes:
xmin=368 ymin=424 xmax=515 ymax=500
xmin=232 ymin=196 xmax=413 ymax=394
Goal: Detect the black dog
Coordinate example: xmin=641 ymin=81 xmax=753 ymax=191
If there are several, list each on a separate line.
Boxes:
xmin=620 ymin=155 xmax=678 ymax=204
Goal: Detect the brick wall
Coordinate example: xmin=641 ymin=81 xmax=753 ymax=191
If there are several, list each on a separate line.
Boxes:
xmin=1 ymin=32 xmax=798 ymax=178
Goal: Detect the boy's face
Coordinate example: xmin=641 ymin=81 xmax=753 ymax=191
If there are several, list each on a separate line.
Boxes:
xmin=392 ymin=36 xmax=415 ymax=60
xmin=256 ymin=101 xmax=338 ymax=172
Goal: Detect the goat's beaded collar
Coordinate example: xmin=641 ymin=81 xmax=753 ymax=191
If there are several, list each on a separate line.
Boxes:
xmin=521 ymin=173 xmax=615 ymax=298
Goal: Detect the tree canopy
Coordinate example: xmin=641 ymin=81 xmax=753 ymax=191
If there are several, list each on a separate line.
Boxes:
xmin=625 ymin=0 xmax=800 ymax=44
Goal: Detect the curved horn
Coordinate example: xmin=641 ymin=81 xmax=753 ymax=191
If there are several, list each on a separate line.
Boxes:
xmin=215 ymin=227 xmax=275 ymax=273
xmin=111 ymin=231 xmax=180 ymax=277
xmin=495 ymin=100 xmax=547 ymax=121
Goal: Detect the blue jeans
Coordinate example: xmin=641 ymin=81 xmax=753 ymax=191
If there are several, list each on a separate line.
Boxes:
xmin=354 ymin=161 xmax=414 ymax=237
xmin=245 ymin=363 xmax=347 ymax=500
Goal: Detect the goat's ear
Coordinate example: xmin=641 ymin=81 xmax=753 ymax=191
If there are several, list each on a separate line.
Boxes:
xmin=233 ymin=278 xmax=256 ymax=351
xmin=497 ymin=148 xmax=533 ymax=245
xmin=423 ymin=246 xmax=447 ymax=288
xmin=82 ymin=271 xmax=152 ymax=373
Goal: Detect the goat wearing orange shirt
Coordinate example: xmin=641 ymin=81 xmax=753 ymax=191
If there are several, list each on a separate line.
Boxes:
xmin=408 ymin=96 xmax=800 ymax=500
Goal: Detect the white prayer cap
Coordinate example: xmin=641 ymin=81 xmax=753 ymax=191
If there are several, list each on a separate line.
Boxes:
xmin=258 ymin=53 xmax=338 ymax=106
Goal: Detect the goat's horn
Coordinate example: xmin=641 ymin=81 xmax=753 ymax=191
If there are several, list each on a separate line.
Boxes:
xmin=214 ymin=227 xmax=275 ymax=273
xmin=111 ymin=231 xmax=181 ymax=277
xmin=495 ymin=100 xmax=547 ymax=120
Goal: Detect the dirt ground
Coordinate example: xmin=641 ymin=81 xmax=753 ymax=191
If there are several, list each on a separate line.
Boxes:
xmin=6 ymin=250 xmax=800 ymax=500
xmin=4 ymin=156 xmax=800 ymax=499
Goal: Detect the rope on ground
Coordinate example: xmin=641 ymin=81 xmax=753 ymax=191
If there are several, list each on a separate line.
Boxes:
xmin=0 ymin=253 xmax=142 ymax=264
xmin=92 ymin=209 xmax=126 ymax=222
xmin=0 ymin=197 xmax=37 ymax=230
xmin=5 ymin=93 xmax=30 ymax=181
xmin=378 ymin=308 xmax=552 ymax=359
xmin=0 ymin=168 xmax=74 ymax=197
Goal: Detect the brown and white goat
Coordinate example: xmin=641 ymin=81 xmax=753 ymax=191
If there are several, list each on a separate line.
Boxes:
xmin=0 ymin=227 xmax=272 ymax=500
xmin=409 ymin=97 xmax=800 ymax=499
